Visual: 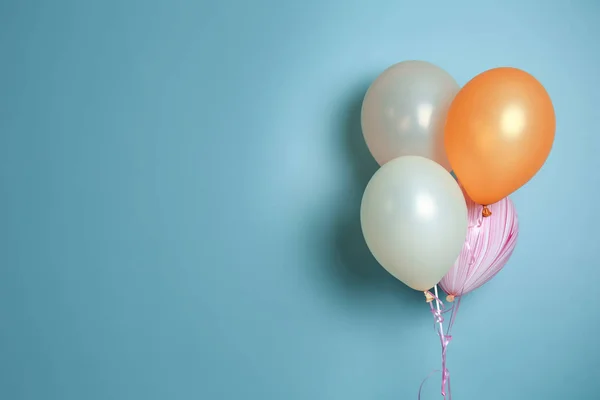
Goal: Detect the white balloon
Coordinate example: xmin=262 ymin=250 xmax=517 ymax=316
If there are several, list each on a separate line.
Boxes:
xmin=361 ymin=60 xmax=459 ymax=170
xmin=360 ymin=156 xmax=468 ymax=291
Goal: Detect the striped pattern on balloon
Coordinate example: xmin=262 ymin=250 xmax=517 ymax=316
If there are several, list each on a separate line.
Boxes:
xmin=439 ymin=188 xmax=519 ymax=302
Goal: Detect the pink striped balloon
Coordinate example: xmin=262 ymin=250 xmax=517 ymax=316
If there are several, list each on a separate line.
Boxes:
xmin=439 ymin=190 xmax=519 ymax=301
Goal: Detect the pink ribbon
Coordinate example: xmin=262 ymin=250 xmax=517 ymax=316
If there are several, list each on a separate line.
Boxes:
xmin=418 ymin=291 xmax=453 ymax=400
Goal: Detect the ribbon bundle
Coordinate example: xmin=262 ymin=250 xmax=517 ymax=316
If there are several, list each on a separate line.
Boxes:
xmin=418 ymin=288 xmax=457 ymax=400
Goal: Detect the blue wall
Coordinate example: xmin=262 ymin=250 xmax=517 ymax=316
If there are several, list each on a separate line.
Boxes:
xmin=1 ymin=1 xmax=597 ymax=399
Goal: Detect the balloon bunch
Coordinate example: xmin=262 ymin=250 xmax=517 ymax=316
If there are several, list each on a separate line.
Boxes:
xmin=359 ymin=61 xmax=555 ymax=398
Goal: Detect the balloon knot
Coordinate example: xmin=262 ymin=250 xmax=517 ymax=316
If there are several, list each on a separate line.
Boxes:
xmin=446 ymin=294 xmax=455 ymax=302
xmin=424 ymin=291 xmax=435 ymax=303
xmin=482 ymin=206 xmax=492 ymax=218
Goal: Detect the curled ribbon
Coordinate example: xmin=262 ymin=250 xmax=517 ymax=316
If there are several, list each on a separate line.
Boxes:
xmin=418 ymin=290 xmax=453 ymax=400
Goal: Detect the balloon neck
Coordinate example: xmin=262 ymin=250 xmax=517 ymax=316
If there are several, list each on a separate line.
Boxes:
xmin=424 ymin=291 xmax=435 ymax=303
xmin=446 ymin=294 xmax=455 ymax=302
xmin=482 ymin=206 xmax=492 ymax=218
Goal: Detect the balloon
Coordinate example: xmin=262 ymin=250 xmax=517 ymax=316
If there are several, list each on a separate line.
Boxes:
xmin=360 ymin=156 xmax=468 ymax=291
xmin=444 ymin=67 xmax=555 ymax=210
xmin=439 ymin=188 xmax=519 ymax=301
xmin=361 ymin=60 xmax=459 ymax=170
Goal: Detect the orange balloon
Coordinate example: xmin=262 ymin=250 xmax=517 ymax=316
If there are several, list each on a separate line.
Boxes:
xmin=444 ymin=67 xmax=555 ymax=213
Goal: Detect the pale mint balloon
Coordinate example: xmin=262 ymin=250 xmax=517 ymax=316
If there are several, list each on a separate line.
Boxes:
xmin=361 ymin=60 xmax=459 ymax=170
xmin=360 ymin=156 xmax=468 ymax=291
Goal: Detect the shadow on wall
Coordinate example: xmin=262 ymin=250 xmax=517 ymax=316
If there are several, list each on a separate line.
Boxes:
xmin=311 ymin=78 xmax=424 ymax=314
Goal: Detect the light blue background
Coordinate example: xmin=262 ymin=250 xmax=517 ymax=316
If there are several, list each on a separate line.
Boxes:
xmin=1 ymin=0 xmax=598 ymax=399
